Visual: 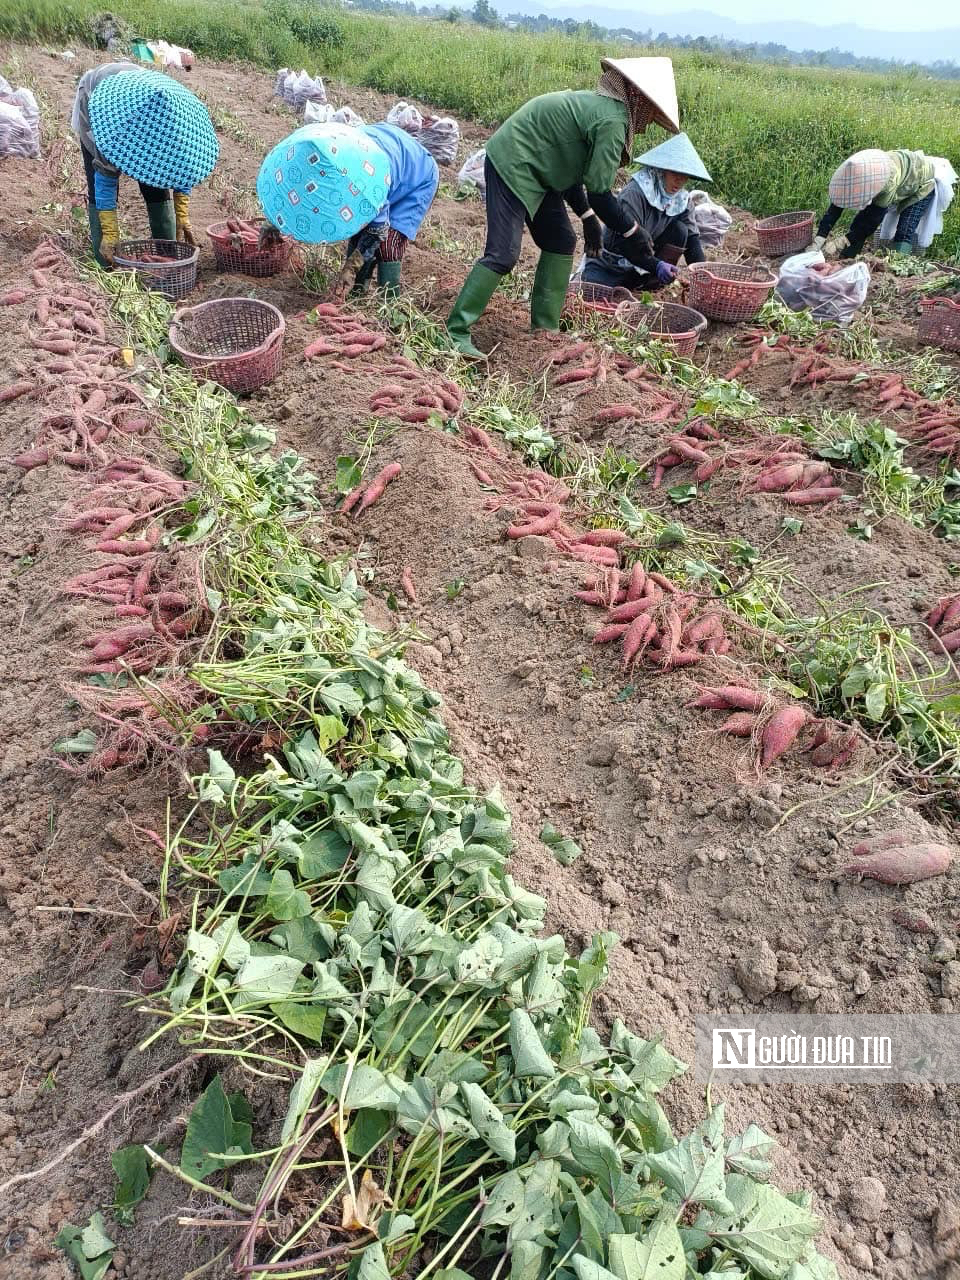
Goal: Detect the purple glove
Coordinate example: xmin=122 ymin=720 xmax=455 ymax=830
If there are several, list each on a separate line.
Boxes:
xmin=655 ymin=260 xmax=678 ymax=285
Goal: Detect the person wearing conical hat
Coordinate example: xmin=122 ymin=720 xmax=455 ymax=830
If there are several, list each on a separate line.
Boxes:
xmin=71 ymin=62 xmax=218 ymax=268
xmin=580 ymin=131 xmax=710 ymax=293
xmin=445 ymin=57 xmax=679 ymax=358
xmin=814 ymin=149 xmax=936 ymax=258
xmin=256 ymin=119 xmax=439 ymax=298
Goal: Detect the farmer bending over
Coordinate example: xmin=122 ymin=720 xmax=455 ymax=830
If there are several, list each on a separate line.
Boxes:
xmin=445 ymin=57 xmax=680 ymax=358
xmin=814 ymin=149 xmax=936 ymax=258
xmin=580 ymin=132 xmax=710 ymax=293
xmin=257 ymin=121 xmax=439 ymax=297
xmin=71 ymin=63 xmax=218 ymax=267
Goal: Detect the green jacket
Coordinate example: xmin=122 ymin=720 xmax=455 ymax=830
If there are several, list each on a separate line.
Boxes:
xmin=876 ymin=149 xmax=936 ymax=210
xmin=485 ymin=90 xmax=628 ymax=217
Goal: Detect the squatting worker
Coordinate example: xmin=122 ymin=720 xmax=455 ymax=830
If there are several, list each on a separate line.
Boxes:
xmin=257 ymin=120 xmax=439 ymax=298
xmin=445 ymin=57 xmax=680 ymax=358
xmin=580 ymin=132 xmax=710 ymax=292
xmin=71 ymin=62 xmax=218 ymax=268
xmin=814 ymin=149 xmax=936 ymax=259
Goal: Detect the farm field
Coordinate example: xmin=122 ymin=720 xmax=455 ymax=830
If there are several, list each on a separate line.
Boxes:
xmin=1 ymin=36 xmax=960 ymax=1280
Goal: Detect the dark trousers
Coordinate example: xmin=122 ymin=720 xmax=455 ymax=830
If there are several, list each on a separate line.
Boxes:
xmin=479 ymin=156 xmax=576 ymax=275
xmin=81 ymin=143 xmax=170 ymax=208
xmin=582 ymin=226 xmax=691 ymax=291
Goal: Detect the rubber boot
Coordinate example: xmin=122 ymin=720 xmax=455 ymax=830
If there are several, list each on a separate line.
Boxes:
xmin=87 ymin=203 xmax=108 ymax=268
xmin=445 ymin=263 xmax=502 ymax=358
xmin=146 ymin=199 xmax=177 ymax=243
xmin=530 ymin=251 xmax=574 ymax=331
xmin=893 ymin=240 xmax=912 ymax=255
xmin=377 ymin=259 xmax=402 ymax=299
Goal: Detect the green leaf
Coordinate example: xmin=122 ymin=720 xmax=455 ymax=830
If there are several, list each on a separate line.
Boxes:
xmin=864 ymin=681 xmax=888 ymax=721
xmin=725 ymin=1123 xmax=777 ymax=1179
xmin=396 ymin=1077 xmax=478 ymax=1140
xmin=781 ymin=517 xmax=803 ymax=535
xmin=609 ymin=1219 xmax=685 ymax=1279
xmin=609 ymin=1020 xmax=686 ymax=1092
xmin=540 ymin=822 xmax=582 ymax=866
xmin=264 ymin=868 xmax=312 ymax=920
xmin=482 ymin=1170 xmax=526 ymax=1227
xmin=510 ymin=1240 xmax=546 ymax=1280
xmin=509 ymin=1008 xmax=556 ymax=1078
xmin=346 ymin=1108 xmax=393 ymax=1157
xmin=110 ymin=1144 xmax=152 ymax=1225
xmin=378 ymin=1212 xmax=416 ymax=1243
xmin=459 ymin=1081 xmax=516 ymax=1163
xmin=197 ymin=748 xmax=237 ymax=804
xmin=298 ymin=829 xmax=351 ymax=878
xmin=55 ymin=1213 xmax=115 ymax=1280
xmin=356 ymin=1241 xmax=391 ymax=1280
xmin=572 ymin=1259 xmax=619 ymax=1280
xmin=667 ymin=482 xmax=698 ymax=505
xmin=53 ymin=728 xmax=98 ymax=755
xmin=269 ymin=1001 xmax=327 ymax=1042
xmin=322 ymin=1063 xmax=401 ymax=1111
xmin=233 ymin=954 xmax=304 ymax=1008
xmin=336 ymin=455 xmax=361 ymax=493
xmin=708 ymin=1175 xmax=821 ymax=1279
xmin=784 ymin=1248 xmax=841 ymax=1280
xmin=181 ymin=1076 xmax=252 ymax=1181
xmin=566 ymin=1115 xmax=622 ymax=1199
xmin=644 ymin=1104 xmax=732 ymax=1214
xmin=321 ymin=681 xmax=365 ymax=717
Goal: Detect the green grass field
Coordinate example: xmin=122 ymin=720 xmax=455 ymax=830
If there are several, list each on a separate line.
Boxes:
xmin=3 ymin=0 xmax=959 ymax=255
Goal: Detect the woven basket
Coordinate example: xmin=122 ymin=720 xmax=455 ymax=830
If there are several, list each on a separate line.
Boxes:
xmin=918 ymin=297 xmax=960 ymax=353
xmin=169 ymin=298 xmax=285 ymax=394
xmin=686 ymin=262 xmax=777 ymax=324
xmin=114 ymin=239 xmax=199 ymax=300
xmin=754 ymin=211 xmax=815 ymax=256
xmin=563 ymin=280 xmax=635 ymax=322
xmin=207 ymin=218 xmax=293 ymax=278
xmin=615 ymin=300 xmax=708 ymax=357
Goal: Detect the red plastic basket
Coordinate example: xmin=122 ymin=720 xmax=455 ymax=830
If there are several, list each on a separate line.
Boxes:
xmin=563 ymin=280 xmax=635 ymax=322
xmin=207 ymin=218 xmax=293 ymax=278
xmin=754 ymin=211 xmax=815 ymax=256
xmin=918 ymin=297 xmax=960 ymax=353
xmin=686 ymin=262 xmax=777 ymax=324
xmin=114 ymin=238 xmax=198 ymax=300
xmin=169 ymin=298 xmax=285 ymax=394
xmin=615 ymin=300 xmax=707 ymax=357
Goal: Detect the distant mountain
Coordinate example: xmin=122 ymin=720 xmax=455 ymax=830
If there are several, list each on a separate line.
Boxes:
xmin=503 ymin=0 xmax=960 ymax=63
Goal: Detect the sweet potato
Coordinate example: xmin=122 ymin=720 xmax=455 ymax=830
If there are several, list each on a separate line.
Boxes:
xmin=938 ymin=628 xmax=960 ymax=653
xmin=580 ymin=528 xmax=629 ymax=547
xmin=850 ymin=829 xmax=914 ymax=858
xmin=0 ymin=381 xmax=35 ymax=403
xmin=567 ymin=544 xmax=619 ymax=566
xmin=781 ymin=487 xmax=843 ymax=504
xmin=357 ymin=462 xmax=402 ymax=514
xmin=608 ymin=596 xmax=658 ymax=623
xmin=760 ymin=706 xmax=808 ymax=767
xmin=625 ymin=562 xmax=646 ymax=601
xmin=508 ymin=504 xmax=561 ymax=538
xmin=593 ymin=622 xmax=629 ymax=645
xmin=0 ymin=290 xmax=29 ymax=306
xmin=751 ymin=463 xmax=805 ymax=492
xmin=400 ymin=566 xmax=418 ymax=602
xmin=846 ymin=842 xmax=953 ymax=885
xmin=719 ymin=711 xmax=758 ymax=737
xmin=621 ymin=614 xmax=655 ymax=668
xmin=10 ymin=447 xmax=50 ymax=469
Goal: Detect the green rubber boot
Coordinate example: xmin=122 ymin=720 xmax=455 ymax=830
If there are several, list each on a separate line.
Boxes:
xmin=530 ymin=251 xmax=574 ymax=331
xmin=893 ymin=240 xmax=912 ymax=255
xmin=377 ymin=259 xmax=402 ymax=299
xmin=446 ymin=263 xmax=502 ymax=358
xmin=87 ymin=203 xmax=108 ymax=268
xmin=146 ymin=199 xmax=177 ymax=242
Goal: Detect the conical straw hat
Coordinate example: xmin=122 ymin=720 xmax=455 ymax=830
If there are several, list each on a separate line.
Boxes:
xmin=634 ymin=131 xmax=710 ymax=181
xmin=600 ymin=56 xmax=679 ymax=134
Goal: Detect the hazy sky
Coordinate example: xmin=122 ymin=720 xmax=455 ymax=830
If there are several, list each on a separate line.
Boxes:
xmin=608 ymin=0 xmax=956 ymax=27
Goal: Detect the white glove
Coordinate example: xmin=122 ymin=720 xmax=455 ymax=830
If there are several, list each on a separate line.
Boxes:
xmin=812 ymin=234 xmax=826 ymax=251
xmin=823 ymin=235 xmax=849 ymax=260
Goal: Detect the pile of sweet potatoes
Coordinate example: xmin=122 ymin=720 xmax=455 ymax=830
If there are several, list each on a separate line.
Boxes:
xmin=926 ymin=593 xmax=960 ymax=653
xmin=689 ymin=683 xmax=859 ymax=772
xmin=369 ymin=355 xmax=464 ymax=424
xmin=304 ymin=302 xmax=387 ymax=359
xmin=652 ymin=429 xmax=843 ymax=505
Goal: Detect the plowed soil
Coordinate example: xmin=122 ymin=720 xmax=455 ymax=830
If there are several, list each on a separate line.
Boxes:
xmin=1 ymin=40 xmax=959 ymax=1280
